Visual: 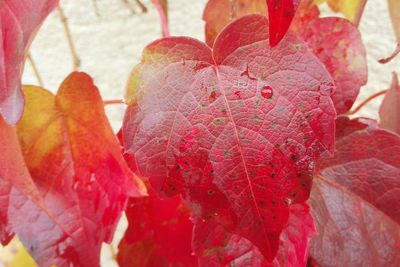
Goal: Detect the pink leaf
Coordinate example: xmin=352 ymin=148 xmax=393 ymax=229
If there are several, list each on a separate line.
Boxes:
xmin=309 ymin=116 xmax=400 ymax=266
xmin=0 ymin=0 xmax=59 ymax=124
xmin=379 ymin=72 xmax=400 ymax=134
xmin=122 ymin=14 xmax=335 ymax=260
xmin=304 ymin=17 xmax=368 ymax=114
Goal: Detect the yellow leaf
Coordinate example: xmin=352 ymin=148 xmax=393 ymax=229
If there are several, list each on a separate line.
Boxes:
xmin=0 ymin=238 xmax=37 ymax=267
xmin=315 ymin=0 xmax=360 ymax=21
xmin=388 ymin=0 xmax=400 ymax=42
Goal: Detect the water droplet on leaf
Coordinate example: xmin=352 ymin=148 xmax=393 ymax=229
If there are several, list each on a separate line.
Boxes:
xmin=261 ymin=86 xmax=273 ymax=99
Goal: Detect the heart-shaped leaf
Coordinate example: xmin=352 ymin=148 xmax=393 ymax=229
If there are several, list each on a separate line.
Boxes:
xmin=122 ymin=14 xmax=335 ymax=260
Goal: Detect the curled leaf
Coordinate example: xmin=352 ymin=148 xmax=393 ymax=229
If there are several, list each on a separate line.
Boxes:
xmin=379 ymin=72 xmax=400 ymax=134
xmin=0 ymin=0 xmax=59 ymax=124
xmin=266 ymin=0 xmax=300 ymax=47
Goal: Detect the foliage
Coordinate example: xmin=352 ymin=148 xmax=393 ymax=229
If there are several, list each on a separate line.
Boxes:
xmin=0 ymin=0 xmax=399 ymax=266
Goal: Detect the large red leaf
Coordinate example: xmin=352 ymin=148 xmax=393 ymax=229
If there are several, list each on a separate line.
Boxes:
xmin=193 ymin=203 xmax=315 ymax=267
xmin=266 ymin=0 xmax=300 ymax=47
xmin=117 ymin=185 xmax=196 ymax=267
xmin=379 ymin=72 xmax=400 ymax=135
xmin=122 ymin=14 xmax=335 ymax=260
xmin=304 ymin=17 xmax=368 ymax=114
xmin=0 ymin=0 xmax=59 ymax=125
xmin=13 ymin=72 xmax=146 ymax=266
xmin=309 ymin=116 xmax=400 ymax=266
xmin=203 ymin=0 xmax=319 ymax=47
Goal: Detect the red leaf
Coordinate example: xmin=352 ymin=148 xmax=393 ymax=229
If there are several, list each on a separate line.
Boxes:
xmin=0 ymin=0 xmax=59 ymax=124
xmin=117 ymin=185 xmax=196 ymax=267
xmin=379 ymin=72 xmax=400 ymax=134
xmin=122 ymin=14 xmax=335 ymax=260
xmin=193 ymin=203 xmax=315 ymax=267
xmin=13 ymin=72 xmax=146 ymax=266
xmin=304 ymin=17 xmax=368 ymax=114
xmin=309 ymin=116 xmax=400 ymax=266
xmin=266 ymin=0 xmax=300 ymax=47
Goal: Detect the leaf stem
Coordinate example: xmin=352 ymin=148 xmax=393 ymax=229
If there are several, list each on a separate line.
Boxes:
xmin=354 ymin=0 xmax=367 ymax=27
xmin=91 ymin=0 xmax=101 ymax=17
xmin=152 ymin=0 xmax=169 ymax=37
xmin=346 ymin=89 xmax=388 ymax=115
xmin=58 ymin=6 xmax=81 ymax=70
xmin=134 ymin=0 xmax=148 ymax=13
xmin=103 ymin=99 xmax=125 ymax=106
xmin=379 ymin=43 xmax=400 ymax=64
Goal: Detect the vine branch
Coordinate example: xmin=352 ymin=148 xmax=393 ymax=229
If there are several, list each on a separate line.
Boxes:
xmin=27 ymin=52 xmax=44 ymax=87
xmin=58 ymin=6 xmax=81 ymax=70
xmin=346 ymin=89 xmax=388 ymax=115
xmin=354 ymin=0 xmax=368 ymax=27
xmin=103 ymin=99 xmax=125 ymax=106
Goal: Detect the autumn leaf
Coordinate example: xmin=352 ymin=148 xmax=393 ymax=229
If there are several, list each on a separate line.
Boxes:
xmin=202 ymin=0 xmax=319 ymax=47
xmin=13 ymin=72 xmax=146 ymax=267
xmin=0 ymin=0 xmax=59 ymax=125
xmin=0 ymin=238 xmax=37 ymax=267
xmin=122 ymin=14 xmax=336 ymax=260
xmin=117 ymin=185 xmax=196 ymax=267
xmin=304 ymin=17 xmax=368 ymax=114
xmin=314 ymin=0 xmax=360 ymax=22
xmin=0 ymin=116 xmax=58 ymax=246
xmin=266 ymin=0 xmax=300 ymax=47
xmin=193 ymin=203 xmax=315 ymax=267
xmin=203 ymin=0 xmax=267 ymax=47
xmin=379 ymin=73 xmax=400 ymax=135
xmin=309 ymin=116 xmax=400 ymax=266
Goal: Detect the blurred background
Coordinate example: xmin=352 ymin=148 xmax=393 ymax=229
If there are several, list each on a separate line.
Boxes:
xmin=1 ymin=0 xmax=399 ymax=266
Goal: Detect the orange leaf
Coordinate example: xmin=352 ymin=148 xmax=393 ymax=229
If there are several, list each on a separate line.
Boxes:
xmin=14 ymin=72 xmax=146 ymax=266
